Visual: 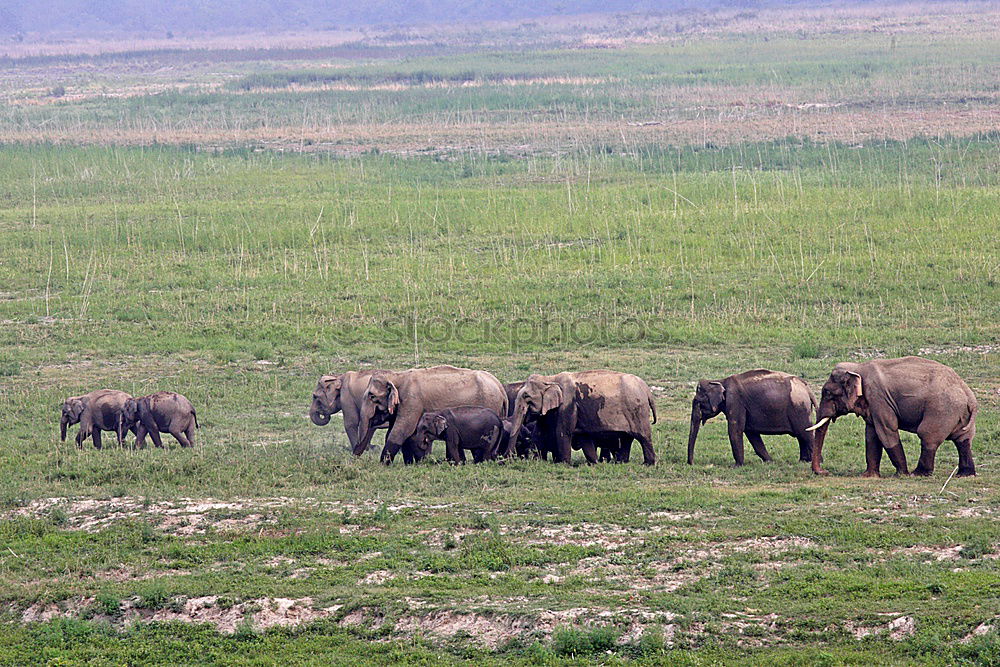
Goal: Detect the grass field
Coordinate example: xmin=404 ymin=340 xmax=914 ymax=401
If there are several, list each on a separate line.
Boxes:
xmin=1 ymin=4 xmax=1000 ymax=665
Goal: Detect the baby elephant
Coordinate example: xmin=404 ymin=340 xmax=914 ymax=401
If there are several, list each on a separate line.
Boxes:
xmin=688 ymin=369 xmax=816 ymax=466
xmin=125 ymin=392 xmax=199 ymax=448
xmin=60 ymin=389 xmax=135 ymax=449
xmin=414 ymin=406 xmax=503 ymax=463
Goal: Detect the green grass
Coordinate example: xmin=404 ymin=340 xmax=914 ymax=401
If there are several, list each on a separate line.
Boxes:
xmin=0 ymin=137 xmax=997 ymax=664
xmin=1 ymin=12 xmax=1000 ymax=664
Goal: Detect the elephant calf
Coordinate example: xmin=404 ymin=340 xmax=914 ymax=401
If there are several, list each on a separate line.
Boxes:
xmin=125 ymin=392 xmax=199 ymax=448
xmin=414 ymin=407 xmax=503 ymax=463
xmin=688 ymin=369 xmax=817 ymax=466
xmin=60 ymin=389 xmax=135 ymax=449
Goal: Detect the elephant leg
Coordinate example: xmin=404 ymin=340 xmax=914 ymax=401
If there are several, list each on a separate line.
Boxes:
xmin=75 ymin=428 xmax=88 ymax=449
xmin=873 ymin=418 xmax=908 ymax=476
xmin=862 ymin=423 xmax=883 ymax=477
xmin=171 ymin=429 xmax=193 ymax=448
xmin=745 ymin=432 xmax=772 ymax=463
xmin=579 ymin=437 xmax=598 ymax=465
xmin=472 ymin=448 xmax=485 ymax=463
xmin=882 ymin=441 xmax=909 ymax=476
xmin=185 ymin=425 xmax=196 ymax=448
xmin=598 ymin=445 xmax=612 ymax=462
xmin=148 ymin=427 xmax=164 ymax=449
xmin=727 ymin=420 xmax=746 ymax=466
xmin=615 ymin=436 xmax=633 ymax=463
xmin=92 ymin=429 xmax=102 ymax=450
xmin=637 ymin=434 xmax=655 ymax=466
xmin=134 ymin=424 xmax=148 ymax=449
xmin=953 ymin=434 xmax=977 ymax=477
xmin=796 ymin=433 xmax=813 ymax=462
xmin=911 ymin=433 xmax=942 ymax=476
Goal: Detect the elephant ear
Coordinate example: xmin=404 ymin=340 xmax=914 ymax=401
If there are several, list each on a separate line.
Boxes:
xmin=386 ymin=381 xmax=400 ymax=415
xmin=69 ymin=399 xmax=85 ymax=421
xmin=707 ymin=381 xmax=726 ymax=414
xmin=432 ymin=414 xmax=448 ymax=435
xmin=843 ymin=371 xmax=863 ymax=409
xmin=319 ymin=375 xmax=342 ymax=397
xmin=540 ymin=384 xmax=563 ymax=414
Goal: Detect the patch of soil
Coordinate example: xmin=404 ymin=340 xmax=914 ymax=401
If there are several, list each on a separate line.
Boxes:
xmin=395 ymin=610 xmax=536 ymax=648
xmin=20 ymin=595 xmax=341 ymax=634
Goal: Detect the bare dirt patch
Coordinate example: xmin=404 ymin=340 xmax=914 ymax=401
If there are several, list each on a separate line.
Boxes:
xmin=20 ymin=595 xmax=341 ymax=634
xmin=5 ymin=496 xmax=442 ymax=537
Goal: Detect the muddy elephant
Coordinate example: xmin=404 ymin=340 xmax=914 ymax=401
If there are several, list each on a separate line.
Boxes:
xmin=310 ymin=370 xmax=392 ymax=451
xmin=507 ymin=371 xmax=657 ymax=465
xmin=125 ymin=392 xmax=198 ymax=448
xmin=60 ymin=389 xmax=134 ymax=449
xmin=687 ymin=369 xmax=817 ymax=466
xmin=809 ymin=356 xmax=977 ymax=477
xmin=414 ymin=406 xmax=503 ymax=463
xmin=357 ymin=365 xmax=508 ymax=464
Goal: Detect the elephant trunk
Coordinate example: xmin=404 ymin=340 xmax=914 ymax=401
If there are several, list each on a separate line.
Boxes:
xmin=809 ymin=402 xmax=835 ymax=474
xmin=355 ymin=401 xmax=379 ymax=456
xmin=60 ymin=415 xmax=68 ymax=442
xmin=309 ymin=402 xmax=331 ymax=426
xmin=687 ymin=405 xmax=702 ymax=465
xmin=506 ymin=401 xmax=529 ymax=456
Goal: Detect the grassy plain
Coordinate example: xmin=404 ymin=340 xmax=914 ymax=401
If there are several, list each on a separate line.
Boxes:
xmin=1 ymin=4 xmax=1000 ymax=665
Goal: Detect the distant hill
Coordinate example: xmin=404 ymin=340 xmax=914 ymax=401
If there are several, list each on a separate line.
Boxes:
xmin=1 ymin=1 xmax=886 ymax=37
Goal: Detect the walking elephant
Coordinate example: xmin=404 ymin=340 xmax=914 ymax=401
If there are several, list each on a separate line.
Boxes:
xmin=507 ymin=371 xmax=657 ymax=465
xmin=310 ymin=370 xmax=391 ymax=451
xmin=687 ymin=369 xmax=816 ymax=466
xmin=356 ymin=365 xmax=507 ymax=464
xmin=60 ymin=389 xmax=134 ymax=449
xmin=126 ymin=392 xmax=199 ymax=448
xmin=809 ymin=356 xmax=977 ymax=477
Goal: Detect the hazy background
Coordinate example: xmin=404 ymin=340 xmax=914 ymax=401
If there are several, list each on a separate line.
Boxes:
xmin=0 ymin=0 xmax=884 ymax=36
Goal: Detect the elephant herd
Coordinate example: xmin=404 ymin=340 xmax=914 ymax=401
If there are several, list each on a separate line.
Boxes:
xmin=309 ymin=356 xmax=979 ymax=478
xmin=308 ymin=366 xmax=657 ymax=465
xmin=60 ymin=390 xmax=198 ymax=450
xmin=57 ymin=356 xmax=977 ymax=478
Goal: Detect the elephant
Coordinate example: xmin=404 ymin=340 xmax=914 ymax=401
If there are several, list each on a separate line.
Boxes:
xmin=60 ymin=389 xmax=134 ymax=449
xmin=125 ymin=392 xmax=199 ymax=448
xmin=413 ymin=406 xmax=503 ymax=463
xmin=507 ymin=371 xmax=657 ymax=465
xmin=687 ymin=369 xmax=817 ymax=466
xmin=357 ymin=365 xmax=508 ymax=464
xmin=809 ymin=356 xmax=977 ymax=477
xmin=310 ymin=370 xmax=391 ymax=451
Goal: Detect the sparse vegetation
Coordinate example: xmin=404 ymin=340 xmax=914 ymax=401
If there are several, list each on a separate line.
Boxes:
xmin=0 ymin=4 xmax=998 ymax=664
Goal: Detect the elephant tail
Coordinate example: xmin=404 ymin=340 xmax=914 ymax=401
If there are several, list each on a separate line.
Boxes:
xmin=647 ymin=391 xmax=657 ymax=424
xmin=960 ymin=400 xmax=976 ymax=431
xmin=193 ymin=409 xmax=200 ymax=429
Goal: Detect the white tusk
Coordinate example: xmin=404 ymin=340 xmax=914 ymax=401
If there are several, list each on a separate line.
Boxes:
xmin=805 ymin=417 xmax=830 ymax=432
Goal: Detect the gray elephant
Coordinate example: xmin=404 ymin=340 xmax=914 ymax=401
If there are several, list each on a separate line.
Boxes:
xmin=687 ymin=369 xmax=817 ymax=466
xmin=507 ymin=371 xmax=657 ymax=465
xmin=125 ymin=392 xmax=199 ymax=448
xmin=60 ymin=389 xmax=134 ymax=449
xmin=310 ymin=370 xmax=391 ymax=451
xmin=356 ymin=365 xmax=507 ymax=464
xmin=809 ymin=356 xmax=977 ymax=477
xmin=414 ymin=406 xmax=503 ymax=463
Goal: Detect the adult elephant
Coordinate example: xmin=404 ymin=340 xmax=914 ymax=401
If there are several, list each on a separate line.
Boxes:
xmin=356 ymin=365 xmax=507 ymax=464
xmin=60 ymin=389 xmax=134 ymax=449
xmin=507 ymin=371 xmax=657 ymax=465
xmin=310 ymin=370 xmax=392 ymax=451
xmin=687 ymin=369 xmax=816 ymax=466
xmin=503 ymin=380 xmax=631 ymax=462
xmin=809 ymin=357 xmax=977 ymax=477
